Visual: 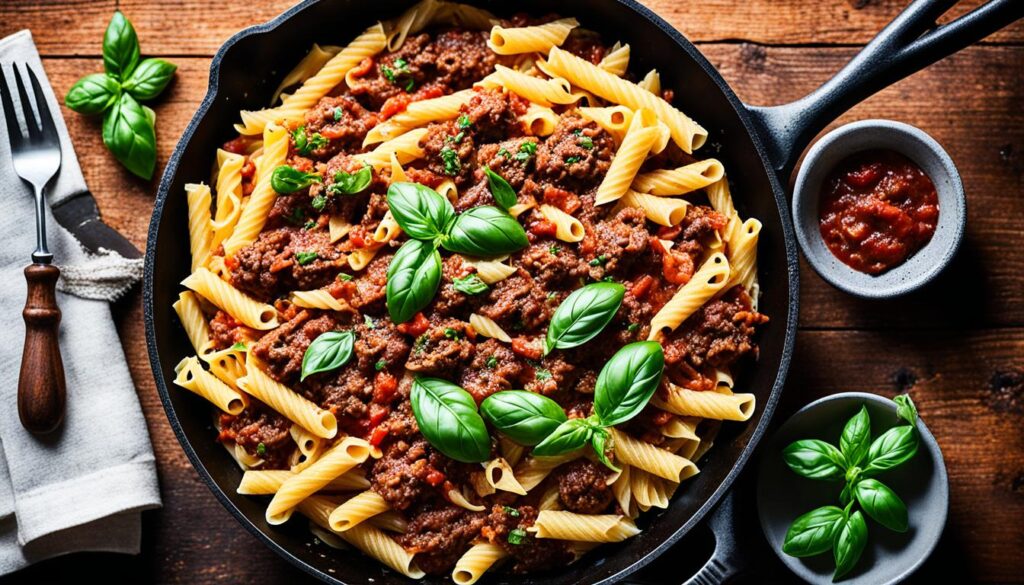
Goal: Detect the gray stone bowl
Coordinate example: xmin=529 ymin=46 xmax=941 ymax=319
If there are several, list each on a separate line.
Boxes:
xmin=791 ymin=120 xmax=966 ymax=298
xmin=756 ymin=392 xmax=948 ymax=584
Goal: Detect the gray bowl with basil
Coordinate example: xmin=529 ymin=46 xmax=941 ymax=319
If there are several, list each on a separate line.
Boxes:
xmin=757 ymin=393 xmax=949 ymax=584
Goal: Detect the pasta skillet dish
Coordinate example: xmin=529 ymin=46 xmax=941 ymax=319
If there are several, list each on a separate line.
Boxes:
xmin=171 ymin=1 xmax=768 ymax=581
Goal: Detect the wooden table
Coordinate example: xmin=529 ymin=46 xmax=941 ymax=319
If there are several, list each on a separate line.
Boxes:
xmin=1 ymin=1 xmax=1022 ymax=583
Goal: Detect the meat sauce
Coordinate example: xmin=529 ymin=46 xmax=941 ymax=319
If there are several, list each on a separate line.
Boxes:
xmin=819 ymin=149 xmax=939 ymax=274
xmin=209 ymin=18 xmax=768 ymax=576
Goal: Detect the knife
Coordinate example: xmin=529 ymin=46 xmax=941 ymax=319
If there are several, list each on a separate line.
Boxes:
xmin=52 ymin=190 xmax=142 ymax=259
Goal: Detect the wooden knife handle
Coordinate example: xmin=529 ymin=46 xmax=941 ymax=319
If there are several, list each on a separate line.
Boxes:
xmin=18 ymin=263 xmax=66 ymax=435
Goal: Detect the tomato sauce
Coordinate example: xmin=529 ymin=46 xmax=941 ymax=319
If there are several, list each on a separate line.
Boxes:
xmin=818 ymin=149 xmax=939 ymax=274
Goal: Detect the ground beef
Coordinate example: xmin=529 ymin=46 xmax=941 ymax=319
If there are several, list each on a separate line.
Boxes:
xmin=475 ymin=137 xmax=540 ymax=191
xmin=461 ymin=88 xmax=521 ymax=142
xmin=382 ymin=391 xmax=419 ymax=438
xmin=556 ymin=459 xmax=614 ymax=514
xmin=348 ymin=252 xmax=391 ymax=313
xmin=303 ymin=95 xmax=379 ymax=152
xmin=479 ymin=271 xmax=554 ymax=332
xmin=405 ymin=319 xmax=475 ymax=374
xmin=303 ymin=365 xmax=372 ymax=421
xmin=218 ymin=400 xmax=292 ymax=469
xmin=208 ymin=310 xmax=256 ymax=349
xmin=526 ymin=353 xmax=578 ymax=396
xmin=266 ymin=192 xmax=317 ymax=231
xmin=432 ymin=254 xmax=484 ymax=317
xmin=251 ymin=310 xmax=340 ymax=383
xmin=662 ymin=287 xmax=768 ymax=372
xmin=584 ymin=207 xmax=649 ymax=279
xmin=536 ymin=114 xmax=614 ymax=191
xmin=516 ymin=240 xmax=588 ymax=290
xmin=482 ymin=505 xmax=573 ymax=573
xmin=458 ymin=339 xmax=528 ymax=403
xmin=370 ymin=438 xmax=474 ymax=510
xmin=421 ymin=119 xmax=476 ymax=185
xmin=398 ymin=503 xmax=486 ymax=575
xmin=230 ymin=228 xmax=346 ymax=301
xmin=354 ymin=314 xmax=411 ymax=371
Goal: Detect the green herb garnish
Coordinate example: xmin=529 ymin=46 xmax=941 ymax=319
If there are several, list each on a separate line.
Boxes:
xmin=337 ymin=273 xmax=353 ymax=282
xmin=502 ymin=505 xmax=520 ymax=517
xmin=486 ymin=355 xmax=498 ymax=369
xmin=256 ymin=442 xmax=266 ymax=456
xmin=544 ymin=282 xmax=624 ymax=355
xmin=295 ymin=251 xmax=318 ymax=265
xmin=589 ymin=255 xmax=607 ymax=267
xmin=440 ymin=147 xmax=461 ymax=176
xmin=300 ymin=331 xmax=355 ymax=380
xmin=327 ymin=166 xmax=372 ymax=195
xmin=292 ymin=125 xmax=328 ymax=156
xmin=311 ymin=195 xmax=327 ymax=211
xmin=375 ymin=359 xmax=389 ymax=371
xmin=453 ymin=274 xmax=489 ymax=295
xmin=333 ymin=106 xmax=343 ymax=121
xmin=271 ymin=165 xmax=321 ymax=194
xmin=364 ymin=314 xmax=376 ymax=329
xmin=457 ymin=114 xmax=472 ymax=130
xmin=410 ymin=377 xmax=489 ymax=463
xmin=230 ymin=342 xmax=247 ymax=351
xmin=507 ymin=528 xmax=527 ymax=545
xmin=565 ymin=156 xmax=581 ymax=164
xmin=514 ymin=141 xmax=537 ymax=162
xmin=578 ymin=135 xmax=594 ymax=149
xmin=444 ymin=327 xmax=462 ymax=340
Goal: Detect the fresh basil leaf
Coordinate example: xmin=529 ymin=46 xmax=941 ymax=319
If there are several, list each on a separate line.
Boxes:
xmin=441 ymin=206 xmax=528 ymax=256
xmin=781 ymin=506 xmax=845 ymax=557
xmin=833 ymin=510 xmax=868 ymax=581
xmin=329 ymin=166 xmax=372 ymax=195
xmin=484 ymin=168 xmax=517 ymax=210
xmin=102 ymin=11 xmax=140 ymax=80
xmin=544 ymin=282 xmax=625 ymax=355
xmin=782 ymin=439 xmax=846 ymax=480
xmin=893 ymin=394 xmax=918 ymax=426
xmin=102 ymin=92 xmax=156 ymax=179
xmin=863 ymin=425 xmax=917 ymax=477
xmin=840 ymin=405 xmax=871 ymax=468
xmin=271 ymin=165 xmax=321 ymax=194
xmin=853 ymin=478 xmax=908 ymax=532
xmin=142 ymin=105 xmax=156 ymax=127
xmin=590 ymin=427 xmax=619 ymax=472
xmin=122 ymin=58 xmax=177 ymax=101
xmin=300 ymin=330 xmax=354 ymax=381
xmin=480 ymin=390 xmax=567 ymax=446
xmin=387 ymin=182 xmax=455 ymax=240
xmin=386 ymin=239 xmax=441 ymax=324
xmin=410 ymin=377 xmax=490 ymax=463
xmin=593 ymin=341 xmax=664 ymax=426
xmin=452 ymin=274 xmax=488 ymax=295
xmin=839 ymin=482 xmax=853 ymax=507
xmin=64 ymin=73 xmax=120 ymax=115
xmin=532 ymin=418 xmax=592 ymax=457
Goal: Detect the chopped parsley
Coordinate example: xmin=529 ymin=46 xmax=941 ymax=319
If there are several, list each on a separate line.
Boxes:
xmin=337 ymin=273 xmax=353 ymax=282
xmin=230 ymin=342 xmax=247 ymax=351
xmin=514 ymin=141 xmax=537 ymax=162
xmin=375 ymin=359 xmax=388 ymax=371
xmin=295 ymin=251 xmax=318 ymax=265
xmin=565 ymin=156 xmax=581 ymax=164
xmin=497 ymin=147 xmax=512 ymax=159
xmin=627 ymin=322 xmax=640 ymax=333
xmin=447 ymin=131 xmax=466 ymax=144
xmin=602 ymin=275 xmax=616 ymax=282
xmin=502 ymin=505 xmax=520 ymax=517
xmin=535 ymin=368 xmax=552 ymax=381
xmin=548 ymin=244 xmax=562 ymax=255
xmin=578 ymin=135 xmax=594 ymax=149
xmin=256 ymin=442 xmax=267 ymax=456
xmin=457 ymin=114 xmax=472 ymax=130
xmin=440 ymin=147 xmax=461 ymax=176
xmin=364 ymin=314 xmax=377 ymax=329
xmin=303 ymin=219 xmax=317 ymax=230
xmin=381 ymin=58 xmax=414 ymax=92
xmin=292 ymin=125 xmax=328 ymax=155
xmin=589 ymin=254 xmax=607 ymax=266
xmin=546 ymin=291 xmax=558 ymax=301
xmin=452 ymin=274 xmax=489 ymax=295
xmin=311 ymin=194 xmax=327 ymax=211
xmin=413 ymin=334 xmax=428 ymax=355
xmin=508 ymin=528 xmax=527 ymax=545
xmin=486 ymin=355 xmax=498 ymax=369
xmin=333 ymin=107 xmax=343 ymax=121
xmin=444 ymin=327 xmax=462 ymax=340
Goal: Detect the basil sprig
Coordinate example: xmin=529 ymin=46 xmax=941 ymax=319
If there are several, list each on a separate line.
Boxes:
xmin=65 ymin=11 xmax=175 ymax=179
xmin=480 ymin=390 xmax=566 ymax=446
xmin=410 ymin=377 xmax=490 ymax=463
xmin=441 ymin=206 xmax=529 ymax=256
xmin=781 ymin=395 xmax=920 ymax=580
xmin=328 ymin=166 xmax=373 ymax=195
xmin=387 ymin=182 xmax=456 ymax=240
xmin=271 ymin=166 xmax=321 ymax=194
xmin=544 ymin=282 xmax=625 ymax=355
xmin=484 ymin=168 xmax=517 ymax=210
xmin=300 ymin=331 xmax=355 ymax=381
xmin=386 ymin=239 xmax=442 ymax=324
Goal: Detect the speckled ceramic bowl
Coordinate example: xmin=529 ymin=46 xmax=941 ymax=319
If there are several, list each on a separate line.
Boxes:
xmin=792 ymin=120 xmax=966 ymax=298
xmin=757 ymin=392 xmax=949 ymax=585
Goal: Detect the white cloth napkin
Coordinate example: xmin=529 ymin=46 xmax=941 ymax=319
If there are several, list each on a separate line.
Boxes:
xmin=0 ymin=30 xmax=161 ymax=575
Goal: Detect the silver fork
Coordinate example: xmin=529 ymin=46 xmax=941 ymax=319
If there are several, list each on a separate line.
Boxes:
xmin=0 ymin=63 xmax=66 ymax=435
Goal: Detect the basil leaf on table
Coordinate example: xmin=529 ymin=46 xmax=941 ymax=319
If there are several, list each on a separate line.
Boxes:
xmin=121 ymin=58 xmax=177 ymax=101
xmin=485 ymin=168 xmax=517 ymax=210
xmin=833 ymin=510 xmax=868 ymax=581
xmin=102 ymin=92 xmax=156 ymax=179
xmin=64 ymin=73 xmax=120 ymax=115
xmin=782 ymin=439 xmax=847 ymax=480
xmin=893 ymin=393 xmax=918 ymax=426
xmin=441 ymin=206 xmax=529 ymax=256
xmin=853 ymin=478 xmax=908 ymax=532
xmin=782 ymin=505 xmax=845 ymax=557
xmin=329 ymin=166 xmax=373 ymax=195
xmin=480 ymin=390 xmax=567 ymax=446
xmin=386 ymin=239 xmax=442 ymax=324
xmin=862 ymin=425 xmax=917 ymax=477
xmin=301 ymin=330 xmax=355 ymax=381
xmin=142 ymin=105 xmax=156 ymax=128
xmin=410 ymin=377 xmax=490 ymax=463
xmin=544 ymin=282 xmax=625 ymax=355
xmin=532 ymin=418 xmax=593 ymax=457
xmin=840 ymin=405 xmax=871 ymax=468
xmin=590 ymin=427 xmax=619 ymax=472
xmin=593 ymin=341 xmax=664 ymax=426
xmin=102 ymin=11 xmax=140 ymax=79
xmin=271 ymin=165 xmax=321 ymax=194
xmin=387 ymin=181 xmax=455 ymax=240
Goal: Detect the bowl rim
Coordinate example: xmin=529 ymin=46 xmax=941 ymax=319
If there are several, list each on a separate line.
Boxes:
xmin=791 ymin=119 xmax=966 ymax=299
xmin=756 ymin=391 xmax=949 ymax=585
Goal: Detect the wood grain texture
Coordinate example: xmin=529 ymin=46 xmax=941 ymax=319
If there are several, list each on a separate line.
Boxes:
xmin=1 ymin=0 xmax=1022 ymax=583
xmin=18 ymin=263 xmax=66 ymax=435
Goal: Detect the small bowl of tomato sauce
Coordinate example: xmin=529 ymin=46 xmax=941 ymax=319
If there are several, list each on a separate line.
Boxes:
xmin=792 ymin=120 xmax=965 ymax=298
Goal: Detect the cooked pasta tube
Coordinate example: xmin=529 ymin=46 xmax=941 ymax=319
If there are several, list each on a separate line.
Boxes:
xmin=538 ymin=204 xmax=585 ymax=242
xmin=329 ymin=489 xmax=390 ymax=531
xmin=271 ymin=43 xmax=341 ymax=103
xmin=514 ymin=452 xmax=580 ymax=491
xmin=469 ymin=313 xmax=512 ymax=343
xmin=185 ymin=183 xmax=213 ymax=271
xmin=648 ymin=253 xmax=730 ymax=340
xmin=615 ymin=190 xmax=688 ymax=226
xmin=222 ymin=123 xmax=288 ymax=255
xmin=289 ymin=289 xmax=351 ymax=312
xmin=237 ymin=364 xmax=337 ymax=438
xmin=452 ymin=542 xmax=509 ymax=585
xmin=266 ymin=437 xmax=371 ymax=524
xmin=173 ymin=356 xmax=246 ymax=415
xmin=173 ymin=291 xmax=215 ymax=358
xmin=577 ymin=105 xmax=633 ymax=143
xmin=653 ymin=385 xmax=756 ymax=422
xmin=237 ymin=468 xmax=370 ymax=495
xmin=610 ymin=428 xmax=698 ymax=482
xmin=487 ymin=65 xmax=577 ymax=107
xmin=364 ymin=90 xmax=472 ymax=145
xmin=532 ymin=511 xmax=640 ymax=542
xmin=597 ymin=41 xmax=630 ymax=76
xmin=487 ymin=18 xmax=578 ymax=55
xmin=483 ymin=457 xmax=527 ymax=495
xmin=181 ymin=267 xmax=278 ymax=330
xmin=460 ymin=255 xmax=516 ymax=284
xmin=632 ymin=159 xmax=726 ymax=196
xmin=595 ymin=108 xmax=661 ymax=205
xmin=211 ymin=149 xmax=245 ymax=251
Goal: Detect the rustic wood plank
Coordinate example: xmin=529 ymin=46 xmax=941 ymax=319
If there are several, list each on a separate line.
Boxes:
xmin=2 ymin=0 xmax=1022 ymax=58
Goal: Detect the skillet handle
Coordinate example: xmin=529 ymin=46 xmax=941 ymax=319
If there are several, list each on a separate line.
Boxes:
xmin=682 ymin=490 xmax=745 ymax=585
xmin=746 ymin=0 xmax=1024 ymax=176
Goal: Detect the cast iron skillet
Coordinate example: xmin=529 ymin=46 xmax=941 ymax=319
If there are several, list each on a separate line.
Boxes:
xmin=144 ymin=1 xmax=1021 ymax=583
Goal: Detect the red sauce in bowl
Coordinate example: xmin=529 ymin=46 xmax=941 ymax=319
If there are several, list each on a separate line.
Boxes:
xmin=818 ymin=149 xmax=939 ymax=274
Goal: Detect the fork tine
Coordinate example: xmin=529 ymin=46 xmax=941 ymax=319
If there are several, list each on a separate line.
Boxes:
xmin=0 ymin=64 xmax=25 ymax=151
xmin=12 ymin=64 xmax=41 ymax=141
xmin=25 ymin=66 xmax=59 ymax=146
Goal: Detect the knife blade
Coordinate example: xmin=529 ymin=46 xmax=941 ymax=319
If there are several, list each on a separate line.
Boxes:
xmin=52 ymin=191 xmax=142 ymax=259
